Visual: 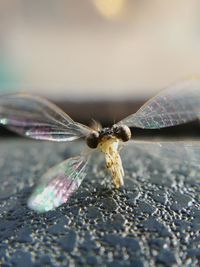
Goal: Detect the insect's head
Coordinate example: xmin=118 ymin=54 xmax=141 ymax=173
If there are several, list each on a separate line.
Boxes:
xmin=86 ymin=124 xmax=131 ymax=149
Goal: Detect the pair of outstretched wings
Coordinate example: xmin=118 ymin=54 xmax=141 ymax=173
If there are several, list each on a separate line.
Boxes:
xmin=1 ymin=80 xmax=200 ymax=140
xmin=0 ymin=80 xmax=200 ymax=212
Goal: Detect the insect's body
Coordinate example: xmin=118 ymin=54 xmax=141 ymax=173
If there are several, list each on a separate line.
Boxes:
xmin=86 ymin=125 xmax=131 ymax=187
xmin=98 ymin=135 xmax=124 ymax=188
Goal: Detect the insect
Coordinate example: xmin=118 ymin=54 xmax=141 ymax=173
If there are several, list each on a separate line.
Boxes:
xmin=0 ymin=80 xmax=200 ymax=212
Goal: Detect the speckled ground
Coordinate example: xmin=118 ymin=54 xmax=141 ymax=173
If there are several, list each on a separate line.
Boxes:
xmin=0 ymin=139 xmax=199 ymax=267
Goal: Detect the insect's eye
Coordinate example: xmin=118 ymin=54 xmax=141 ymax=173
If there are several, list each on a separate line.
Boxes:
xmin=113 ymin=125 xmax=131 ymax=142
xmin=86 ymin=131 xmax=99 ymax=148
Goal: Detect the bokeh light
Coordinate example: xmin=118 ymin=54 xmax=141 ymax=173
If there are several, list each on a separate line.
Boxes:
xmin=93 ymin=0 xmax=126 ymax=19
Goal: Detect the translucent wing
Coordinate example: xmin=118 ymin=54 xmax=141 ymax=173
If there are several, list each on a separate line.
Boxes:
xmin=118 ymin=80 xmax=200 ymax=129
xmin=28 ymin=155 xmax=90 ymax=212
xmin=127 ymin=140 xmax=200 ymax=166
xmin=0 ymin=94 xmax=91 ymax=141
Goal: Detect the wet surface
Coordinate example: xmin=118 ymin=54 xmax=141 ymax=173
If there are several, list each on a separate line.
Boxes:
xmin=0 ymin=139 xmax=199 ymax=266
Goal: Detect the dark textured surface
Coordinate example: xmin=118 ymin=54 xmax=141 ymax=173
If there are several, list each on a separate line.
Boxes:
xmin=0 ymin=138 xmax=199 ymax=267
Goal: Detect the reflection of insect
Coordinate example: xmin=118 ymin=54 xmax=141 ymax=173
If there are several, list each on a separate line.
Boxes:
xmin=0 ymin=80 xmax=200 ymax=212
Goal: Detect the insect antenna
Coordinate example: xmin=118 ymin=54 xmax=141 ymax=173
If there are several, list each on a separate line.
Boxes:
xmin=90 ymin=119 xmax=102 ymax=131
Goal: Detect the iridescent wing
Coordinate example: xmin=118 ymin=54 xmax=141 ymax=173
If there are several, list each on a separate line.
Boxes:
xmin=28 ymin=155 xmax=90 ymax=212
xmin=118 ymin=80 xmax=200 ymax=129
xmin=0 ymin=94 xmax=91 ymax=141
xmin=126 ymin=140 xmax=200 ymax=166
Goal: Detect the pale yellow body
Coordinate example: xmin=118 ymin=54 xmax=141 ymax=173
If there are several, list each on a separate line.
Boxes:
xmin=98 ymin=137 xmax=124 ymax=188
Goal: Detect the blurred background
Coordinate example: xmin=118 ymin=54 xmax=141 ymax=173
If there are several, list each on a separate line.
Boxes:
xmin=0 ymin=0 xmax=200 ymax=135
